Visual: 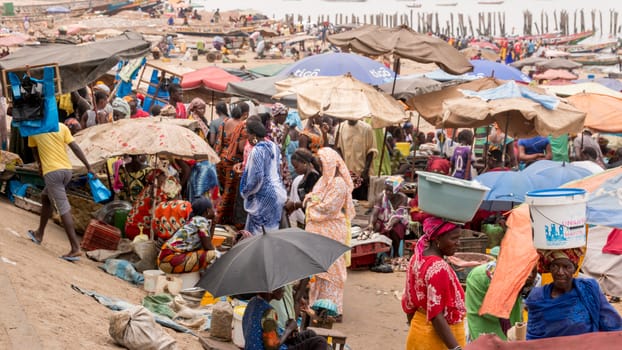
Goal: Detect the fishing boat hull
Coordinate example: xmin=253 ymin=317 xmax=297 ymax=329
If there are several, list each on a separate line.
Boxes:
xmin=494 ymin=31 xmax=594 ymax=46
xmin=571 ymin=55 xmax=621 ymax=66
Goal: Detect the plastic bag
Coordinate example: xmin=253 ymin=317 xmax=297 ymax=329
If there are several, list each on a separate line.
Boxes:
xmin=88 ymin=173 xmax=112 ymax=203
xmin=132 ymin=239 xmax=159 ymax=272
xmin=109 ymin=305 xmax=177 ymax=350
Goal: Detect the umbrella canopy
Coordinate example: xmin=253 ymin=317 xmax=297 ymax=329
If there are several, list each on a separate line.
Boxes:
xmin=536 ymin=58 xmax=582 ymax=70
xmin=573 ymin=78 xmax=622 ymax=92
xmin=378 ymin=75 xmax=442 ymax=101
xmin=226 ymin=75 xmax=297 ymax=108
xmin=274 ymin=74 xmax=408 ymax=128
xmin=0 ymin=32 xmax=30 ymax=47
xmin=542 ymin=82 xmax=622 ymax=98
xmin=466 ymin=59 xmax=531 ymax=82
xmin=440 ymin=81 xmax=585 ymax=137
xmin=181 ymin=66 xmax=242 ymax=92
xmin=510 ymin=56 xmax=547 ymax=69
xmin=327 ymin=25 xmax=472 ymax=75
xmin=46 ymin=6 xmax=70 ymax=14
xmin=474 ymin=171 xmax=536 ymax=211
xmin=277 ymin=52 xmax=396 ymax=86
xmin=521 ymin=160 xmax=594 ymax=188
xmin=247 ymin=63 xmax=291 ymax=77
xmin=0 ymin=32 xmax=150 ymax=93
xmin=567 ymin=93 xmax=622 ymax=133
xmin=409 ymin=77 xmax=503 ymax=125
xmin=533 ymin=69 xmax=578 ymax=81
xmin=197 ymin=228 xmax=350 ymax=297
xmin=587 ymin=173 xmax=622 ymax=228
xmin=69 ymin=118 xmax=220 ymax=171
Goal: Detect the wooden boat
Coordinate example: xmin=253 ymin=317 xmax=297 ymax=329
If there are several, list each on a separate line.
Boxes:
xmin=571 ymin=55 xmax=621 ymax=66
xmin=407 ymin=1 xmax=423 ymax=8
xmin=478 ymin=1 xmax=504 ymax=4
xmin=565 ymin=41 xmax=618 ymax=54
xmin=494 ymin=30 xmax=594 ymax=46
xmin=436 ymin=2 xmax=458 ymax=6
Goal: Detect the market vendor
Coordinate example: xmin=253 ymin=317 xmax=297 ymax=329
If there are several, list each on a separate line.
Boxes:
xmin=157 ymin=198 xmax=217 ymax=274
xmin=525 ymin=248 xmax=622 ymax=339
xmin=112 ymin=155 xmax=151 ymax=202
xmin=242 ymin=287 xmax=328 ymax=350
xmin=367 ymin=176 xmax=410 ymax=257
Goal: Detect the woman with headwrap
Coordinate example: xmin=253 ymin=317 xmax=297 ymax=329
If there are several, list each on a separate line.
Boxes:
xmin=304 ymin=148 xmax=355 ymax=318
xmin=111 ymin=97 xmax=131 ymax=121
xmin=240 ymin=119 xmax=287 ymax=235
xmin=402 ymin=216 xmax=466 ymax=350
xmin=525 ymin=248 xmax=622 ymax=339
xmin=284 ymin=148 xmax=321 ymax=228
xmin=187 ymin=97 xmax=209 ymax=139
xmin=214 ymin=106 xmax=248 ymax=225
xmin=157 ymin=198 xmax=217 ymax=274
xmin=367 ymin=176 xmax=410 ymax=257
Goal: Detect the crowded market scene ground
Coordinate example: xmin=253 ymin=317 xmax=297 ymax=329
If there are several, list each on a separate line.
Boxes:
xmin=1 ymin=1 xmax=622 ymax=349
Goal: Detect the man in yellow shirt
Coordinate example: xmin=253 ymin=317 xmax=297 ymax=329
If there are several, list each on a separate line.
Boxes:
xmin=27 ymin=123 xmax=93 ymax=261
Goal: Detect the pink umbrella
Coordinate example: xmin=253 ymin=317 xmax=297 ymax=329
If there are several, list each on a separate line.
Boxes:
xmin=533 ymin=69 xmax=578 ymax=81
xmin=469 ymin=40 xmax=500 ymax=53
xmin=181 ymin=66 xmax=242 ymax=92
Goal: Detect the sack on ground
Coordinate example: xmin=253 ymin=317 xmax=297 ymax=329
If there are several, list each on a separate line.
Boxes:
xmin=210 ymin=301 xmax=233 ymax=341
xmin=100 ymin=259 xmax=144 ymax=285
xmin=132 ymin=239 xmax=159 ymax=272
xmin=109 ymin=305 xmax=177 ymax=350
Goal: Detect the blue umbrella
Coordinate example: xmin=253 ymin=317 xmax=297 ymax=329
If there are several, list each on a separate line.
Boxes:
xmin=466 ymin=59 xmax=531 ymax=83
xmin=46 ymin=6 xmax=71 ymax=14
xmin=587 ymin=172 xmax=622 ymax=228
xmin=522 ymin=160 xmax=593 ymax=189
xmin=475 ymin=171 xmax=536 ymax=211
xmin=278 ymin=52 xmax=396 ymax=85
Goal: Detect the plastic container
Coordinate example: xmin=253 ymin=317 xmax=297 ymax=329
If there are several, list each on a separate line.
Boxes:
xmin=525 ymin=188 xmax=587 ymax=249
xmin=81 ymin=219 xmax=121 ymax=251
xmin=178 ymin=271 xmax=200 ymax=290
xmin=395 ymin=142 xmax=411 ymax=157
xmin=416 ymin=171 xmax=490 ymax=223
xmin=143 ymin=270 xmax=165 ymax=292
xmin=231 ymin=305 xmax=247 ymax=348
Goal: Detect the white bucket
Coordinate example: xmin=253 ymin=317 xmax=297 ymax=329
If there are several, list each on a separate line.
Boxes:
xmin=143 ymin=270 xmax=165 ymax=292
xmin=525 ymin=188 xmax=587 ymax=249
xmin=178 ymin=271 xmax=200 ymax=290
xmin=231 ymin=305 xmax=246 ymax=348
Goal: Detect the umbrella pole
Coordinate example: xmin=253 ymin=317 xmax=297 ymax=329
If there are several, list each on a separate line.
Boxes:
xmin=377 ymin=129 xmax=388 ymax=176
xmin=410 ymin=113 xmax=421 ymax=181
xmin=149 ymin=155 xmax=160 ymax=241
xmin=501 ymin=114 xmax=510 ymax=166
xmin=390 ymin=57 xmax=401 ymax=96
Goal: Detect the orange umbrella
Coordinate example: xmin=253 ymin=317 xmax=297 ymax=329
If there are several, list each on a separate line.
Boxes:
xmin=480 ymin=167 xmax=622 ymax=318
xmin=567 ymin=93 xmax=622 ymax=133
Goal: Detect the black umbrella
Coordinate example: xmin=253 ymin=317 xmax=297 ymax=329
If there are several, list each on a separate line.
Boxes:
xmin=197 ymin=228 xmax=350 ymax=297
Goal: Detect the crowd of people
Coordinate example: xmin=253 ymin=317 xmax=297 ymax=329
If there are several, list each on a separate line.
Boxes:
xmin=11 ymin=72 xmax=622 ymax=349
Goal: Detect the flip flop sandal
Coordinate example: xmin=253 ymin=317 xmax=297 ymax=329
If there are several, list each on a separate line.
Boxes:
xmin=27 ymin=230 xmax=41 ymax=245
xmin=60 ymin=256 xmax=80 ymax=262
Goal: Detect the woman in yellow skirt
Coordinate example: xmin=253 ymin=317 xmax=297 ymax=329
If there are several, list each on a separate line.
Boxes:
xmin=402 ymin=216 xmax=466 ymax=350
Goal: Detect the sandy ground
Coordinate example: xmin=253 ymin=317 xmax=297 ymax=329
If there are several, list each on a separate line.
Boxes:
xmin=0 ymin=198 xmax=408 ymax=349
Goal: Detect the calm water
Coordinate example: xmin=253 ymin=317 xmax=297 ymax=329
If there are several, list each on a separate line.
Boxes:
xmin=191 ymin=0 xmax=618 ymax=38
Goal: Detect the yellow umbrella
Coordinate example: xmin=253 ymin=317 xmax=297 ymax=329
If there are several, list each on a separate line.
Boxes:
xmin=273 ymin=74 xmax=408 ymax=128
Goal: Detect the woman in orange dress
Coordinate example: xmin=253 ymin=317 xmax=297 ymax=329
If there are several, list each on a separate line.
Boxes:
xmin=304 ymin=147 xmax=354 ymax=317
xmin=214 ymin=106 xmax=247 ymax=225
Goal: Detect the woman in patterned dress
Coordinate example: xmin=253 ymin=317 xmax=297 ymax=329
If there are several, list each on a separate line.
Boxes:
xmin=304 ymin=147 xmax=354 ymax=318
xmin=240 ymin=119 xmax=287 ymax=235
xmin=402 ymin=216 xmax=466 ymax=350
xmin=157 ymin=198 xmax=217 ymax=274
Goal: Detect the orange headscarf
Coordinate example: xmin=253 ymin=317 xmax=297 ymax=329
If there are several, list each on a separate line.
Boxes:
xmin=310 ymin=148 xmax=355 ymax=220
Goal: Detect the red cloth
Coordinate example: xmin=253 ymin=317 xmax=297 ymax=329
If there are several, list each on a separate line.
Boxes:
xmin=131 ymin=109 xmax=150 ymax=118
xmin=426 ymin=156 xmax=451 ymax=175
xmin=175 ymin=102 xmax=187 ymax=119
xmin=402 ymin=255 xmax=465 ymax=323
xmin=603 ymin=229 xmax=622 ymax=255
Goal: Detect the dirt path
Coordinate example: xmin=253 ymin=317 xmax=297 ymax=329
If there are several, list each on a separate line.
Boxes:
xmin=0 ymin=199 xmax=409 ymax=349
